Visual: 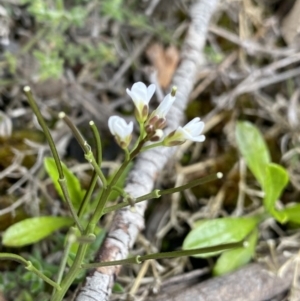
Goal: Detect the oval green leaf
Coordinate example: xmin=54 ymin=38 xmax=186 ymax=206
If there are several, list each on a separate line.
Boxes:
xmin=213 ymin=228 xmax=258 ymax=275
xmin=236 ymin=121 xmax=270 ymax=186
xmin=182 ymin=217 xmax=258 ymax=258
xmin=281 ymin=204 xmax=300 ymax=224
xmin=263 ymin=163 xmax=289 ymax=222
xmin=3 ymin=216 xmax=73 ymax=247
xmin=44 ymin=157 xmax=84 ymax=210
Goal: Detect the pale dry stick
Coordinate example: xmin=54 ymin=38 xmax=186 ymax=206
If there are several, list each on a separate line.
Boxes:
xmin=155 ymin=173 xmax=185 ymax=243
xmin=66 ymin=84 xmax=114 ymax=128
xmin=148 ymin=255 xmax=295 ymax=301
xmin=287 ymin=89 xmax=300 ymax=129
xmin=159 ymin=267 xmax=210 ymax=289
xmin=215 ymin=52 xmax=300 ymax=108
xmin=7 ymin=146 xmax=46 ymax=193
xmin=233 ymin=158 xmax=247 ymax=216
xmin=0 ymin=191 xmax=30 ymax=216
xmin=0 ymin=151 xmax=24 ymax=181
xmin=218 ymin=66 xmax=300 ymax=109
xmin=145 ymin=0 xmax=161 ymax=16
xmin=190 ymin=51 xmax=238 ymax=99
xmin=209 ymin=24 xmax=296 ymax=57
xmin=110 ymin=35 xmax=153 ymax=87
xmin=128 ymin=260 xmax=151 ymax=299
xmin=75 ymin=0 xmax=220 ymax=300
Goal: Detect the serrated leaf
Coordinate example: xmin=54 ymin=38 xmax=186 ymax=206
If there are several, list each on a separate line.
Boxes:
xmin=182 ymin=217 xmax=258 ymax=258
xmin=3 ymin=216 xmax=73 ymax=247
xmin=44 ymin=157 xmax=84 ymax=210
xmin=236 ymin=121 xmax=270 ymax=186
xmin=263 ymin=163 xmax=289 ymax=223
xmin=281 ymin=204 xmax=300 ymax=224
xmin=213 ymin=228 xmax=258 ymax=275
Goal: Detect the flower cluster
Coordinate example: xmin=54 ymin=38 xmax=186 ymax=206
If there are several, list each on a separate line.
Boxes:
xmin=108 ymin=82 xmax=205 ymax=150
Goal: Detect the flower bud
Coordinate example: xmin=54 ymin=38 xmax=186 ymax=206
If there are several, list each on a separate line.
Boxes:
xmin=126 ymin=82 xmax=156 ymax=123
xmin=108 ymin=116 xmax=133 ymax=149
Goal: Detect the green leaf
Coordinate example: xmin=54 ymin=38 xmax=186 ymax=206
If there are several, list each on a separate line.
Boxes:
xmin=182 ymin=217 xmax=258 ymax=258
xmin=112 ymin=282 xmax=125 ymax=293
xmin=213 ymin=228 xmax=258 ymax=275
xmin=3 ymin=216 xmax=73 ymax=247
xmin=236 ymin=121 xmax=270 ymax=186
xmin=280 ymin=204 xmax=300 ymax=224
xmin=44 ymin=157 xmax=84 ymax=210
xmin=263 ymin=163 xmax=289 ymax=223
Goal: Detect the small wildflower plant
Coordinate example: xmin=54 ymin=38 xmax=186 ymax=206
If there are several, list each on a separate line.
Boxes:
xmin=0 ymin=82 xmax=234 ymax=301
xmin=112 ymin=82 xmax=206 ymax=152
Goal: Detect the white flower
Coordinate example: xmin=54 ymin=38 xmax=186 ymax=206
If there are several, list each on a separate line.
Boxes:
xmin=147 ymin=92 xmax=176 ymax=129
xmin=153 ymin=93 xmax=176 ymax=119
xmin=126 ymin=82 xmax=156 ymax=122
xmin=108 ymin=116 xmax=133 ymax=149
xmin=163 ymin=117 xmax=205 ymax=146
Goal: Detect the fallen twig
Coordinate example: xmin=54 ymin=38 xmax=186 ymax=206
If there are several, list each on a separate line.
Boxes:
xmin=148 ymin=255 xmax=296 ymax=301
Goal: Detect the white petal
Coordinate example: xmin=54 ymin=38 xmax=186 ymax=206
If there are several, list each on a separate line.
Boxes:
xmin=188 ymin=122 xmax=204 ymax=136
xmin=191 ymin=135 xmax=205 ymax=142
xmin=126 ymin=82 xmax=155 ymax=105
xmin=154 ymin=93 xmax=176 ymax=118
xmin=108 ymin=116 xmax=119 ymax=135
xmin=146 ymin=84 xmax=156 ymax=102
xmin=123 ymin=121 xmax=133 ymax=136
xmin=108 ymin=116 xmax=133 ymax=139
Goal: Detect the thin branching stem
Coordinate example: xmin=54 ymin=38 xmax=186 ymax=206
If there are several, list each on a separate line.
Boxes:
xmin=0 ymin=253 xmax=61 ymax=290
xmin=24 ymin=87 xmax=83 ymax=232
xmin=59 ymin=113 xmax=107 ymax=188
xmin=81 ymin=241 xmax=244 ymax=269
xmin=103 ymin=173 xmax=222 ymax=214
xmin=24 ymin=87 xmax=63 ymax=178
xmin=55 ymin=228 xmax=77 ymax=287
xmin=78 ymin=121 xmax=103 ymax=218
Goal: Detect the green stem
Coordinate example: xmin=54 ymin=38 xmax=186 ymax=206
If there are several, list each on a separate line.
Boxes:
xmin=55 ymin=229 xmax=77 ymax=286
xmin=110 ymin=186 xmax=127 ymax=197
xmin=0 ymin=253 xmax=61 ymax=290
xmin=52 ymin=138 xmax=148 ymax=300
xmin=78 ymin=171 xmax=98 ymax=219
xmin=51 ymin=243 xmax=89 ymax=301
xmin=87 ymin=139 xmax=146 ymax=228
xmin=59 ymin=179 xmax=83 ymax=232
xmin=24 ymin=87 xmax=64 ymax=179
xmin=27 ymin=262 xmax=61 ymax=291
xmin=81 ymin=241 xmax=244 ymax=269
xmin=0 ymin=253 xmax=29 ymax=265
xmin=130 ymin=121 xmax=146 ymax=153
xmin=159 ymin=172 xmax=223 ymax=195
xmin=78 ymin=121 xmax=102 ymax=219
xmin=103 ymin=173 xmax=222 ymax=214
xmin=59 ymin=113 xmax=107 ymax=188
xmin=140 ymin=141 xmax=163 ymax=152
xmin=89 ymin=121 xmax=102 ymax=167
xmin=89 ymin=159 xmax=131 ymax=227
xmin=24 ymin=87 xmax=83 ymax=232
